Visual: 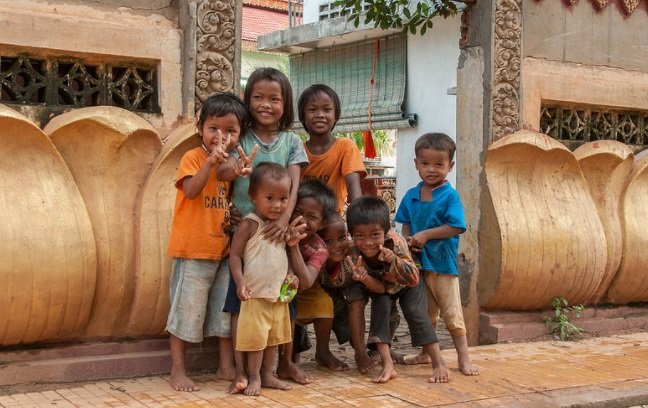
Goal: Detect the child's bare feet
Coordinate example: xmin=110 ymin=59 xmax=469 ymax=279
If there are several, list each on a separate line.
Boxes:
xmin=216 ymin=366 xmax=236 ymax=381
xmin=261 ymin=371 xmax=293 ymax=390
xmin=315 ymin=349 xmax=349 ymax=371
xmin=244 ymin=375 xmax=262 ymax=396
xmin=277 ymin=362 xmax=314 ymax=384
xmin=401 ymin=351 xmax=432 ymax=365
xmin=169 ymin=369 xmax=199 ymax=392
xmin=459 ymin=358 xmax=480 ymax=376
xmin=429 ymin=364 xmax=450 ymax=383
xmin=226 ymin=373 xmax=248 ymax=394
xmin=372 ymin=360 xmax=397 ymax=383
xmin=355 ymin=351 xmax=377 ymax=374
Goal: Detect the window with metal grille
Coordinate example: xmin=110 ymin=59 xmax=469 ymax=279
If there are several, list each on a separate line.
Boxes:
xmin=540 ymin=104 xmax=648 ymax=152
xmin=0 ymin=55 xmax=159 ymax=113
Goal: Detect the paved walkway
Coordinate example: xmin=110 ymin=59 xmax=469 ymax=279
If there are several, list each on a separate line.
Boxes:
xmin=1 ymin=332 xmax=647 ymax=407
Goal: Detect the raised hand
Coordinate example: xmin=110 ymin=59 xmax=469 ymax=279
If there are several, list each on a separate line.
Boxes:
xmin=234 ymin=144 xmax=258 ymax=177
xmin=204 ymin=129 xmax=230 ymax=165
xmin=378 ymin=245 xmax=396 ymax=263
xmin=348 ymin=255 xmax=368 ymax=281
xmin=285 ymin=216 xmax=307 ymax=247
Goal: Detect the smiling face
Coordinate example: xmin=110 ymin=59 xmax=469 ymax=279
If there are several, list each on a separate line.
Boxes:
xmin=320 ymin=218 xmax=349 ymax=263
xmin=198 ymin=113 xmax=241 ymax=151
xmin=248 ymin=79 xmax=284 ymax=132
xmin=292 ymin=197 xmax=325 ymax=239
xmin=351 ymin=222 xmax=386 ymax=259
xmin=414 ymin=147 xmax=454 ymax=189
xmin=250 ymin=175 xmax=291 ymax=221
xmin=303 ymin=92 xmax=336 ymax=137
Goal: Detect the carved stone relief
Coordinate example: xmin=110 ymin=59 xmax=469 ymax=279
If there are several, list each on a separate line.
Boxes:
xmin=195 ymin=0 xmax=237 ymax=111
xmin=491 ymin=0 xmax=521 ymax=141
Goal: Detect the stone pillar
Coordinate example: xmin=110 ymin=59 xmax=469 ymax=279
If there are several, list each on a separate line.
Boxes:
xmin=455 ymin=0 xmax=522 ymax=345
xmin=179 ymin=0 xmax=241 ymax=117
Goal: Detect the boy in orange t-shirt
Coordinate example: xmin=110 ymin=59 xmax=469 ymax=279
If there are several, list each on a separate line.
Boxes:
xmin=166 ymin=93 xmax=248 ymax=392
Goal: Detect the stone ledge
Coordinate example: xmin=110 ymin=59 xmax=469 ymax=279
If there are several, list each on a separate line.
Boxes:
xmin=479 ymin=305 xmax=648 ymax=344
xmin=0 ymin=338 xmax=217 ymax=388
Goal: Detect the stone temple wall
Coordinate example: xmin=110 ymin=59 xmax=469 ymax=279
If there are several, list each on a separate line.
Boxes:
xmin=0 ymin=0 xmax=241 ymax=347
xmin=457 ymin=0 xmax=648 ymax=344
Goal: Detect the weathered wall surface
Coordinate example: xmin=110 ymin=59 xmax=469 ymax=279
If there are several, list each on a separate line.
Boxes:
xmin=523 ymin=0 xmax=648 ymax=73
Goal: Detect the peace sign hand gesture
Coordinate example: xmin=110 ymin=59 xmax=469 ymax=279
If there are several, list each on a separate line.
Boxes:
xmin=204 ymin=129 xmax=230 ymax=165
xmin=348 ymin=255 xmax=368 ymax=282
xmin=234 ymin=144 xmax=258 ymax=177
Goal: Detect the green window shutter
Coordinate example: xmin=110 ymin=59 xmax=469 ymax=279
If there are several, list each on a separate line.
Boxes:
xmin=289 ymin=34 xmax=416 ymax=133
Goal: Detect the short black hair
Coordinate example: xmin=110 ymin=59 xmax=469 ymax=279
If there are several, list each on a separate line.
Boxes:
xmin=297 ymin=84 xmax=341 ymax=133
xmin=244 ymin=67 xmax=294 ymax=131
xmin=197 ymin=92 xmax=248 ymax=135
xmin=248 ymin=162 xmax=290 ymax=196
xmin=415 ymin=132 xmax=456 ymax=161
xmin=346 ymin=196 xmax=390 ymax=234
xmin=297 ymin=178 xmax=337 ymax=221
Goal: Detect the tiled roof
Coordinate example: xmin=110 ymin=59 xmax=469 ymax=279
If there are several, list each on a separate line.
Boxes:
xmin=243 ymin=6 xmax=288 ymax=42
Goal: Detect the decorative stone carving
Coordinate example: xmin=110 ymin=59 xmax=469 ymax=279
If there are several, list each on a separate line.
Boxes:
xmin=623 ymin=0 xmax=640 ymax=13
xmin=492 ymin=0 xmax=521 ymax=141
xmin=196 ymin=0 xmax=237 ymax=111
xmin=593 ymin=0 xmax=609 ymax=9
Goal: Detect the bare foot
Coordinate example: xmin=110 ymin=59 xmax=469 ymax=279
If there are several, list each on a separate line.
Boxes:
xmin=429 ymin=364 xmax=450 ymax=383
xmin=169 ymin=370 xmax=199 ymax=392
xmin=459 ymin=359 xmax=480 ymax=376
xmin=402 ymin=351 xmax=432 ymax=365
xmin=372 ymin=361 xmax=397 ymax=383
xmin=261 ymin=372 xmax=293 ymax=390
xmin=216 ymin=366 xmax=236 ymax=381
xmin=244 ymin=375 xmax=262 ymax=396
xmin=226 ymin=373 xmax=248 ymax=394
xmin=355 ymin=351 xmax=377 ymax=374
xmin=315 ymin=350 xmax=349 ymax=371
xmin=277 ymin=363 xmax=313 ymax=384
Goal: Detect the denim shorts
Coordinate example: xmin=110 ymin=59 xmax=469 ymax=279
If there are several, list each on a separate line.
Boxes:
xmin=166 ymin=258 xmax=231 ymax=343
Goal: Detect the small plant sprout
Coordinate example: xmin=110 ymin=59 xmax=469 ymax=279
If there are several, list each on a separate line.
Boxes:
xmin=545 ymin=297 xmax=586 ymax=341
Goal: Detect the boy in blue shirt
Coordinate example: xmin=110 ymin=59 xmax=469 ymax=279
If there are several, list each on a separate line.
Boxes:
xmin=395 ymin=132 xmax=479 ymax=377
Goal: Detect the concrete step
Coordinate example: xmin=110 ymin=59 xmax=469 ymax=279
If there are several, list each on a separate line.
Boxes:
xmin=0 ymin=338 xmax=217 ymax=387
xmin=480 ymin=305 xmax=648 ymax=344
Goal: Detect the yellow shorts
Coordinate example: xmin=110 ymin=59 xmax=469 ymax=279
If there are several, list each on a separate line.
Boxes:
xmin=424 ymin=272 xmax=467 ymax=337
xmin=236 ymin=298 xmax=291 ymax=351
xmin=296 ymin=281 xmax=334 ymax=324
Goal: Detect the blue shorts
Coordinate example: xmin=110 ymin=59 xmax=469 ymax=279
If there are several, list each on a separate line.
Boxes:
xmin=166 ymin=258 xmax=231 ymax=343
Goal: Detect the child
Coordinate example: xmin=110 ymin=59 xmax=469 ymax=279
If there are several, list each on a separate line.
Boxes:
xmin=286 ymin=179 xmax=349 ymax=371
xmin=346 ymin=196 xmax=449 ymax=384
xmin=298 ymin=84 xmax=366 ymax=213
xmin=218 ymin=67 xmax=310 ymax=389
xmin=229 ymin=162 xmax=300 ymax=396
xmin=395 ymin=132 xmax=479 ymax=376
xmin=165 ymin=92 xmax=248 ymax=392
xmin=318 ymin=212 xmax=385 ymax=372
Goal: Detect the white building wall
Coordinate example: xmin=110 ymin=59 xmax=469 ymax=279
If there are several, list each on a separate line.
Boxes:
xmin=303 ymin=0 xmax=320 ymax=24
xmin=396 ymin=16 xmax=461 ymax=207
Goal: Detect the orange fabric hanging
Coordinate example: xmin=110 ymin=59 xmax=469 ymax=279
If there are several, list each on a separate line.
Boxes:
xmin=364 ymin=38 xmax=379 ymax=159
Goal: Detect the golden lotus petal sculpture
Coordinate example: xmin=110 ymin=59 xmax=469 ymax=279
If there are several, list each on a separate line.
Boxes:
xmin=574 ymin=141 xmax=633 ymax=304
xmin=480 ymin=130 xmax=607 ymax=310
xmin=126 ymin=122 xmax=201 ymax=336
xmin=0 ymin=105 xmax=96 ymax=346
xmin=607 ymin=150 xmax=648 ymax=304
xmin=44 ymin=107 xmax=162 ymax=339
